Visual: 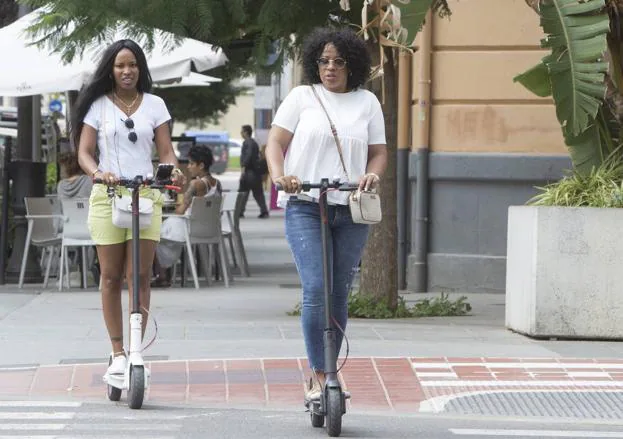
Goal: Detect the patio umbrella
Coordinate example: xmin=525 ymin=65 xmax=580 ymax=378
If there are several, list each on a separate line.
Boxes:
xmin=154 ymin=72 xmax=222 ymax=88
xmin=0 ymin=8 xmax=228 ymax=97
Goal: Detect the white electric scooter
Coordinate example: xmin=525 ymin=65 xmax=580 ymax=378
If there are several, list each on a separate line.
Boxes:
xmin=97 ymin=167 xmax=179 ymax=409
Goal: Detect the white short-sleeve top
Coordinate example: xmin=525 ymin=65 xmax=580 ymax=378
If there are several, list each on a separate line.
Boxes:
xmin=83 ymin=93 xmax=171 ymax=179
xmin=272 ymin=84 xmax=386 ymax=206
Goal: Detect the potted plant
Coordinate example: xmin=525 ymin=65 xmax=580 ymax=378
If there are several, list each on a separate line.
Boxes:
xmin=506 ymin=0 xmax=623 ymax=338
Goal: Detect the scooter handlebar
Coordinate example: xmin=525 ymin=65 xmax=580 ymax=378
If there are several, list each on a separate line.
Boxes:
xmin=93 ymin=177 xmax=182 ymax=192
xmin=274 ymin=180 xmax=359 ymax=192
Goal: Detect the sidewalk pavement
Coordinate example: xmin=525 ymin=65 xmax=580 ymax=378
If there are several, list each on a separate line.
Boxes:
xmin=1 ymin=176 xmax=623 ymax=416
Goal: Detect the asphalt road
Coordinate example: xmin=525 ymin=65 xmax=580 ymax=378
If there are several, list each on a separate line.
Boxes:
xmin=3 ymin=400 xmax=623 ymax=439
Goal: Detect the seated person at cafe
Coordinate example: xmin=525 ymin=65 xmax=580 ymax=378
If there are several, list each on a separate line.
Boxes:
xmin=57 ymin=151 xmax=93 ymax=199
xmin=152 ymin=145 xmax=222 ymax=287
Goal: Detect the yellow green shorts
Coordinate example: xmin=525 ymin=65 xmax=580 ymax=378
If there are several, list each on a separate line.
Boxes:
xmin=88 ymin=184 xmax=164 ymax=245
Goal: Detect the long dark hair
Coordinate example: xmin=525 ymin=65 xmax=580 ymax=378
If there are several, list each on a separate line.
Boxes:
xmin=71 ymin=39 xmax=152 ymax=147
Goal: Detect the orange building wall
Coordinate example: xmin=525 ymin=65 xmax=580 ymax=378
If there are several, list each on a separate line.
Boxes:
xmin=412 ymin=0 xmax=567 ymax=155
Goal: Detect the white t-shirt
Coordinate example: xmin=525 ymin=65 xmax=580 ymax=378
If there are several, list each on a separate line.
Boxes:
xmin=83 ymin=93 xmax=171 ymax=179
xmin=272 ymin=84 xmax=386 ymax=206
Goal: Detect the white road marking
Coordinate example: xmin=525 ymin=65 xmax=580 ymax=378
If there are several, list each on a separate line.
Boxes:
xmin=0 ymin=412 xmax=75 ymax=420
xmin=69 ymin=424 xmax=181 ymax=431
xmin=420 ymin=380 xmax=623 ymax=387
xmin=567 ymin=371 xmax=611 ymax=378
xmin=0 ymin=424 xmax=66 ymax=431
xmin=450 ymin=429 xmax=623 ymax=437
xmin=416 ymin=372 xmax=459 ymax=378
xmin=0 ymin=401 xmax=81 ymax=407
xmin=0 ymin=436 xmax=176 ymax=439
xmin=414 ymin=362 xmax=623 ymax=369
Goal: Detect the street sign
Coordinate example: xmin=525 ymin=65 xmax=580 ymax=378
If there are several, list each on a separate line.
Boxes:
xmin=48 ymin=99 xmax=62 ymax=113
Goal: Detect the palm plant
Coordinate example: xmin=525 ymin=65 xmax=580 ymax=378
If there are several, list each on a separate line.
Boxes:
xmin=516 ymin=0 xmax=623 ymax=175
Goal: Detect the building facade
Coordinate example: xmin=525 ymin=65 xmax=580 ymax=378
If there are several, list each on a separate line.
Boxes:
xmin=407 ymin=0 xmax=571 ymax=293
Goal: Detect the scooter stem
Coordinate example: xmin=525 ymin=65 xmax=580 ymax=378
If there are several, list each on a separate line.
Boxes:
xmin=129 ymin=313 xmax=143 ymax=355
xmin=319 ymin=178 xmax=339 ymax=387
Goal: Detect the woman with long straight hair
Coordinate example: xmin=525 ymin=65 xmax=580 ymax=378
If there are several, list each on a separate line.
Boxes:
xmin=72 ymin=39 xmax=184 ymax=380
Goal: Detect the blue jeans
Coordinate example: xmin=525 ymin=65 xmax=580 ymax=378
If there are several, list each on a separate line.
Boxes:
xmin=285 ymin=199 xmax=369 ymax=371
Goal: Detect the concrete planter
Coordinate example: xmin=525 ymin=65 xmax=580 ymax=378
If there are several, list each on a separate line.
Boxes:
xmin=506 ymin=206 xmax=623 ymax=339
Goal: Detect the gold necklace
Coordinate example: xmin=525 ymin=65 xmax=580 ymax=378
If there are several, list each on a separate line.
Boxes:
xmin=114 ymin=91 xmax=139 ymax=113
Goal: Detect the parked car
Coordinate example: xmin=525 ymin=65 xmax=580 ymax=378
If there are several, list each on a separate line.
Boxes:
xmin=228 ymin=138 xmax=242 ymax=158
xmin=177 ymin=131 xmax=229 ymax=175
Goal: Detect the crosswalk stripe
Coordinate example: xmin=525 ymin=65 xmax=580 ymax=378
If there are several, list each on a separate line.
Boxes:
xmin=450 ymin=429 xmax=623 ymax=437
xmin=0 ymin=425 xmax=66 ymax=431
xmin=69 ymin=424 xmax=181 ymax=431
xmin=0 ymin=402 xmax=81 ymax=408
xmin=0 ymin=436 xmax=60 ymax=439
xmin=0 ymin=412 xmax=75 ymax=420
xmin=0 ymin=437 xmax=176 ymax=439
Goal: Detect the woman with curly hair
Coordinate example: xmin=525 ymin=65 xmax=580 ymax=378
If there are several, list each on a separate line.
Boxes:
xmin=265 ymin=27 xmax=387 ymax=403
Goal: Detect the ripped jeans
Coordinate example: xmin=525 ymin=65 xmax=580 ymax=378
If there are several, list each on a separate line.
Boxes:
xmin=285 ymin=198 xmax=369 ymax=371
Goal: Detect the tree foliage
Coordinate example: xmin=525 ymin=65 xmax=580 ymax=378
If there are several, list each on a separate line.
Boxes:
xmin=19 ymin=0 xmax=362 ymax=73
xmin=151 ymin=65 xmax=248 ymax=126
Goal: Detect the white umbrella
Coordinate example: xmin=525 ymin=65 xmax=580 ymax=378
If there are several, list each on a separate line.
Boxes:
xmin=0 ymin=8 xmax=228 ymax=97
xmin=154 ymin=72 xmax=222 ymax=88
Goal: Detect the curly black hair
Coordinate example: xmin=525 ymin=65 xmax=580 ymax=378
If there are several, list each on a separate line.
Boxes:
xmin=302 ymin=27 xmax=371 ymax=90
xmin=188 ymin=145 xmax=214 ymax=171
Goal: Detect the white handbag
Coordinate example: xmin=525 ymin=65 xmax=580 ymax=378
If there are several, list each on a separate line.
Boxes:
xmin=101 ymin=100 xmax=154 ymax=229
xmin=349 ymin=189 xmax=382 ymax=224
xmin=311 ymin=86 xmax=382 ymax=225
xmin=111 ymin=195 xmax=154 ymax=229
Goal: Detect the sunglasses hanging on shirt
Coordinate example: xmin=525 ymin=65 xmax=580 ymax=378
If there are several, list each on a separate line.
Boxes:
xmin=122 ymin=118 xmax=138 ymax=143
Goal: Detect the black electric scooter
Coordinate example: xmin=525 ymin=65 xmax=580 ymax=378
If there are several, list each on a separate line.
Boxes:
xmin=277 ymin=177 xmax=359 ymax=437
xmin=95 ymin=166 xmax=179 ymax=409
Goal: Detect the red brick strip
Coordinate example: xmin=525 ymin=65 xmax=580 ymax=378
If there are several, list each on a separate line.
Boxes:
xmin=1 ymin=357 xmax=622 ymax=413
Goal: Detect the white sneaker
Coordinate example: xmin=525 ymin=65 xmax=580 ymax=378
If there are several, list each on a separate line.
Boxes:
xmin=304 ymin=377 xmax=322 ymax=403
xmin=106 ymin=355 xmax=127 ymax=377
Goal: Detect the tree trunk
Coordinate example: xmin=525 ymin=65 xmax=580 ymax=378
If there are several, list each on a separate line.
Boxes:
xmin=359 ymin=44 xmax=398 ymax=309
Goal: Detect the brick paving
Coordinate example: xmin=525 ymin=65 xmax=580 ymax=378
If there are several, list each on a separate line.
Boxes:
xmin=2 ymin=356 xmax=623 ymax=413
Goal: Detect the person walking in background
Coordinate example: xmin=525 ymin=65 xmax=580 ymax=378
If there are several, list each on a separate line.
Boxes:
xmin=239 ymin=124 xmax=269 ymax=218
xmin=265 ymin=27 xmax=387 ymax=404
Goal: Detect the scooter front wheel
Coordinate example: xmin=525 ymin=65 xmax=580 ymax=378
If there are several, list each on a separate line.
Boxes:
xmin=326 ymin=388 xmax=343 ymax=437
xmin=127 ymin=365 xmax=145 ymax=409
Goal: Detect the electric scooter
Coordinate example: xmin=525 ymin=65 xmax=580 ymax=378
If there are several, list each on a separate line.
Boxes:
xmin=277 ymin=177 xmax=360 ymax=437
xmin=95 ymin=169 xmax=179 ymax=409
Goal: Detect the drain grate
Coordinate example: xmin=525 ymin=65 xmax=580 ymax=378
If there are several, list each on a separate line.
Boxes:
xmin=279 ymin=283 xmax=301 ymax=289
xmin=442 ymin=390 xmax=623 ymax=419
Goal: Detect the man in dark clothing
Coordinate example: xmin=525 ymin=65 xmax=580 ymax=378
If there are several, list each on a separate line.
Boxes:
xmin=239 ymin=125 xmax=269 ymax=218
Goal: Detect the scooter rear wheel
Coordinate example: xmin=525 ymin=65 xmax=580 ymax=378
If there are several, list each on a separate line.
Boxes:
xmin=310 ymin=402 xmax=324 ymax=428
xmin=106 ymin=356 xmax=121 ymax=401
xmin=326 ymin=388 xmax=342 ymax=437
xmin=127 ymin=365 xmax=145 ymax=409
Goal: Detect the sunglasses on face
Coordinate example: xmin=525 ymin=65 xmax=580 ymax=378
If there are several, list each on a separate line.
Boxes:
xmin=316 ymin=57 xmax=347 ymax=69
xmin=122 ymin=118 xmax=138 ymax=143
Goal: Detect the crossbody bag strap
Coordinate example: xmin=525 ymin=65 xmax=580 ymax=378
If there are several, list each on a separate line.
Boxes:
xmin=310 ymin=85 xmax=349 ymax=180
xmin=100 ymin=98 xmax=111 ymax=172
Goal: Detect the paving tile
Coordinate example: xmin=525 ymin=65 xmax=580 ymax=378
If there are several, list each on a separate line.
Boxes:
xmin=31 ymin=365 xmax=73 ymax=395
